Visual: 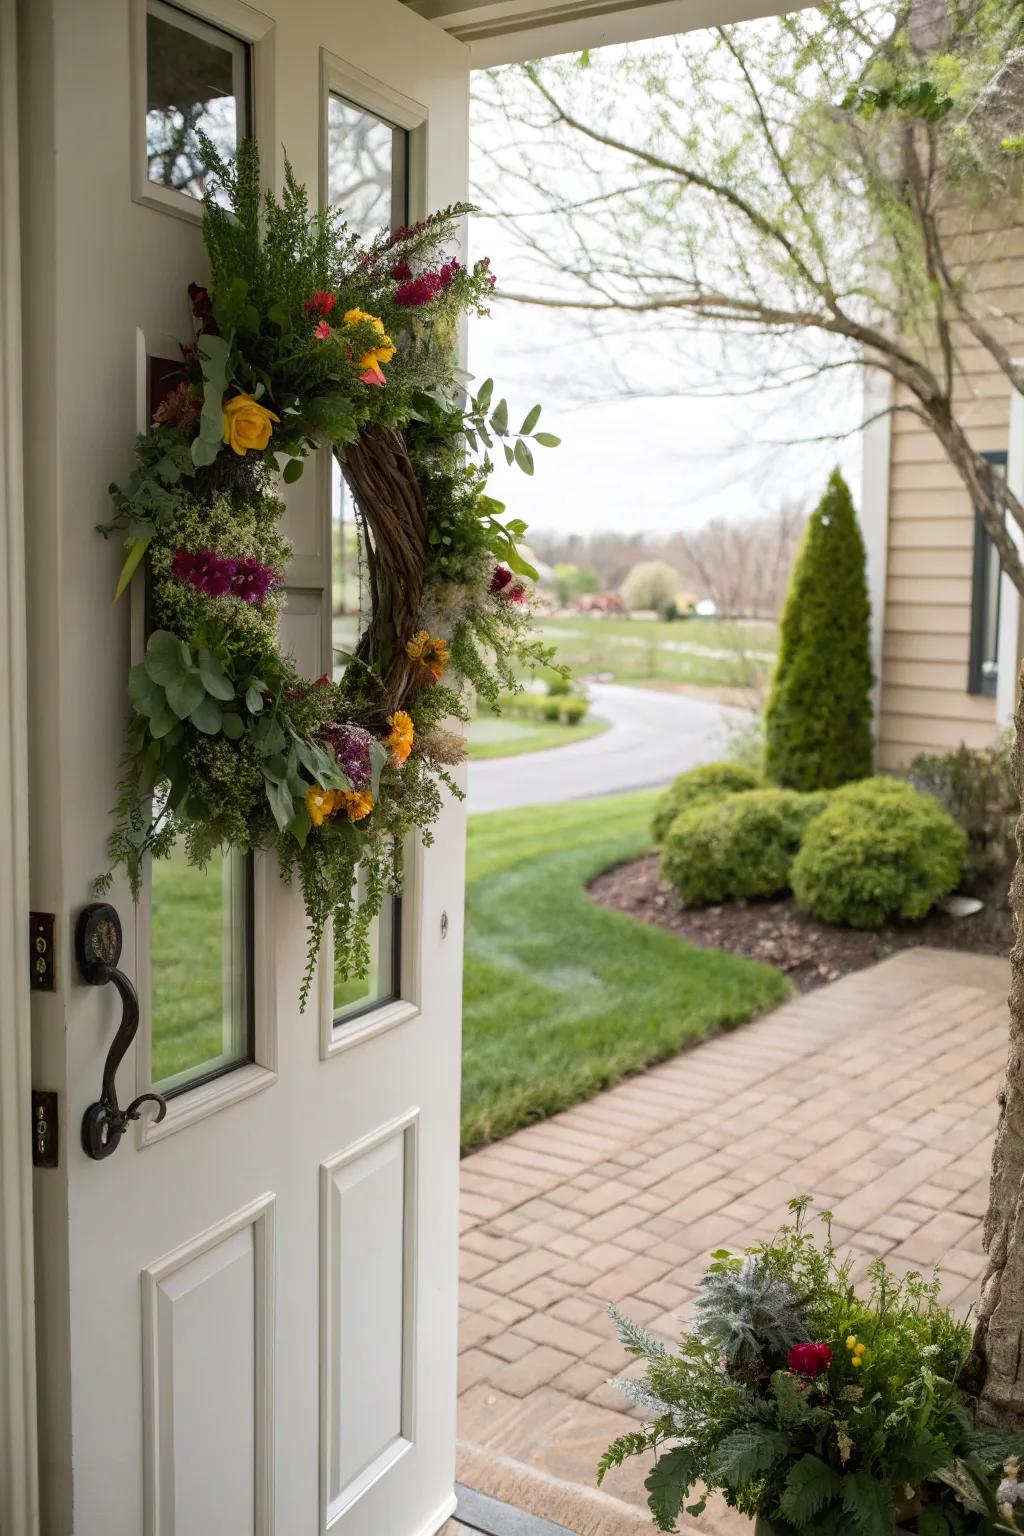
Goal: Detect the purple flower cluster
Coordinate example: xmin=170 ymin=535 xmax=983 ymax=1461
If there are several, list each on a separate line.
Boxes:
xmin=393 ymin=258 xmax=461 ymax=308
xmin=318 ymin=722 xmax=375 ymax=789
xmin=171 ymin=548 xmax=281 ymax=605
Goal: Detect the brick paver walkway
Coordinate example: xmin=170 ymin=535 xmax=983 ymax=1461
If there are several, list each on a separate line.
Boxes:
xmin=455 ymin=948 xmax=1009 ymax=1536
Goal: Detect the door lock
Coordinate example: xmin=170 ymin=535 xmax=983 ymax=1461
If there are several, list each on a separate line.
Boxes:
xmin=75 ymin=903 xmax=167 ymax=1159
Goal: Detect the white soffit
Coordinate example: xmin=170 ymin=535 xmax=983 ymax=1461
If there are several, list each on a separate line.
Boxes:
xmin=403 ymin=0 xmax=820 ymax=67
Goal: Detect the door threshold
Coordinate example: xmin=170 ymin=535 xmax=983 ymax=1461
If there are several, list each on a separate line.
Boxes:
xmin=454 ymin=1483 xmax=581 ymax=1536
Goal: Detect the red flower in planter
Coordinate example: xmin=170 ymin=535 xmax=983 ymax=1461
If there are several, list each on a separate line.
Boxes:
xmin=787 ymin=1342 xmax=832 ymax=1378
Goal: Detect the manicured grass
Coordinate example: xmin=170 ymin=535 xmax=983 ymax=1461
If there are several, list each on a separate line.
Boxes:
xmin=467 ymin=711 xmax=610 ymax=761
xmin=460 ymin=790 xmax=790 ymax=1152
xmin=535 ymin=614 xmax=776 ymax=689
xmin=148 ymin=791 xmax=790 ymax=1149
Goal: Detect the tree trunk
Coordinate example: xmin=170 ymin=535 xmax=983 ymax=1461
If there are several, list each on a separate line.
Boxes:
xmin=972 ymin=658 xmax=1024 ymax=1428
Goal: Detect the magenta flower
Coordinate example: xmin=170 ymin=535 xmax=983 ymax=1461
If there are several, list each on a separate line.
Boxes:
xmin=230 ymin=557 xmax=280 ymax=605
xmin=787 ymin=1343 xmax=832 ymax=1379
xmin=319 ymin=722 xmax=375 ymax=789
xmin=171 ymin=547 xmax=279 ymax=604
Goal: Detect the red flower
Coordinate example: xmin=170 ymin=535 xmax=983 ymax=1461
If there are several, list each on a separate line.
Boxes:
xmin=187 ymin=282 xmax=219 ymax=335
xmin=787 ymin=1343 xmax=832 ymax=1378
xmin=390 ymin=259 xmax=414 ymax=283
xmin=490 ymin=565 xmax=514 ymax=594
xmin=304 ymin=291 xmax=336 ymax=317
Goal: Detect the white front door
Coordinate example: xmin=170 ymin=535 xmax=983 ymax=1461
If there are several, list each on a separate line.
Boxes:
xmin=22 ymin=3 xmax=469 ymax=1533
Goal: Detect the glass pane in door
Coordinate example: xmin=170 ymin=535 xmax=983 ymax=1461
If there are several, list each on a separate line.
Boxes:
xmin=151 ymin=843 xmax=253 ymax=1094
xmin=327 ymin=93 xmax=411 ymax=1026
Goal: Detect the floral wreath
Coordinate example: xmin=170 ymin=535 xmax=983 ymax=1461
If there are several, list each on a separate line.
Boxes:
xmin=98 ymin=139 xmax=559 ymax=1008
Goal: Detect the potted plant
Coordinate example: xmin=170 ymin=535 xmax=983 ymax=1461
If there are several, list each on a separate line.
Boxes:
xmin=599 ymin=1199 xmax=1024 ymax=1534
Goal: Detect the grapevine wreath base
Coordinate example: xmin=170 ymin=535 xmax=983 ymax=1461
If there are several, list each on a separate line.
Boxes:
xmin=98 ymin=138 xmax=558 ymax=1007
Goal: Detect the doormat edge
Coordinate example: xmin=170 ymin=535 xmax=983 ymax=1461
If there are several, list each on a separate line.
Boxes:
xmin=454 ymin=1481 xmax=582 ymax=1536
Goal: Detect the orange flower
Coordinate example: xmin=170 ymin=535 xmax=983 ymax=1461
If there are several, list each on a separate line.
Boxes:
xmin=305 ymin=785 xmax=337 ymax=827
xmin=337 ymin=789 xmax=374 ymax=822
xmin=386 ymin=710 xmax=415 ymax=764
xmin=406 ymin=630 xmax=449 ymax=683
xmin=342 ymin=308 xmax=395 ymax=383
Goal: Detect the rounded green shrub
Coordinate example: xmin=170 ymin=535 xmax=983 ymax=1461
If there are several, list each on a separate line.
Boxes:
xmin=651 ymin=762 xmax=763 ymax=844
xmin=661 ymin=788 xmax=831 ymax=906
xmin=764 ymin=469 xmax=874 ymax=792
xmin=791 ymin=777 xmax=966 ymax=928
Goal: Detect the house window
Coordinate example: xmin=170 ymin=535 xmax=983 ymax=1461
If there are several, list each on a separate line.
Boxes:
xmin=145 ymin=0 xmax=251 ymax=203
xmin=326 ymin=94 xmax=409 ymax=242
xmin=327 ymin=93 xmax=411 ymax=1028
xmin=968 ymin=451 xmax=1008 ymax=697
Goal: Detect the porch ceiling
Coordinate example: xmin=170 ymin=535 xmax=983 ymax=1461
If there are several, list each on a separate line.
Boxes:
xmin=402 ymin=0 xmax=819 ymax=67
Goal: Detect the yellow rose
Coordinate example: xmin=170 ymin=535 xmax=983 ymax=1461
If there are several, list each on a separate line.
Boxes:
xmin=222 ymin=393 xmax=280 ymax=456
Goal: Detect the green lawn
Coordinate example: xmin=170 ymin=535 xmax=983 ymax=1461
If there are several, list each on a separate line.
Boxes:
xmin=467 ymin=710 xmax=610 ymax=761
xmin=148 ymin=791 xmax=789 ymax=1145
xmin=534 ymin=614 xmax=777 ymax=690
xmin=460 ymin=790 xmax=789 ymax=1151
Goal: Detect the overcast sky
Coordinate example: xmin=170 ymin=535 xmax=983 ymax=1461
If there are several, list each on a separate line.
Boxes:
xmin=465 ymin=36 xmax=862 ymax=542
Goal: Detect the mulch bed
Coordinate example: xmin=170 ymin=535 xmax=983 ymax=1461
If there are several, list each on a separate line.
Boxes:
xmin=589 ymin=853 xmax=1014 ymax=992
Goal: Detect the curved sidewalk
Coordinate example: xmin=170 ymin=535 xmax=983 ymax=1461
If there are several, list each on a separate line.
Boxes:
xmin=456 ymin=947 xmax=1009 ymax=1534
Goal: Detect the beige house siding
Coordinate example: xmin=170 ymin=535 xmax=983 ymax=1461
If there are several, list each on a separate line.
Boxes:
xmin=876 ymin=224 xmax=1024 ymax=771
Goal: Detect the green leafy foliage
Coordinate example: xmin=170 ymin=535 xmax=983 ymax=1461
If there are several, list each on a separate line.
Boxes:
xmin=651 ymin=761 xmax=763 ymax=844
xmin=909 ymin=734 xmax=1017 ymax=892
xmin=661 ymin=788 xmax=830 ymax=907
xmin=597 ymin=1198 xmax=1001 ymax=1536
xmin=764 ymin=471 xmax=874 ymax=793
xmin=791 ymin=777 xmax=966 ymax=928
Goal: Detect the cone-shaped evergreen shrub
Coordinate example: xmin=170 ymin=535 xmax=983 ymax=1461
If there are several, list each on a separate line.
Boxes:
xmin=764 ymin=469 xmax=874 ymax=791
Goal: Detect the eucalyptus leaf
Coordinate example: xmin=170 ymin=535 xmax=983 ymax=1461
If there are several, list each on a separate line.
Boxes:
xmin=145 ymin=630 xmax=189 ymax=686
xmin=476 ymin=378 xmax=494 ymax=410
xmin=513 ymin=439 xmax=535 ymax=476
xmin=265 ymin=774 xmax=296 ymax=833
xmin=490 ymin=398 xmax=508 ymax=434
xmin=520 ymin=404 xmax=541 ymax=434
xmin=369 ymin=739 xmax=389 ymax=798
xmin=282 ymin=458 xmax=304 ymax=484
xmin=149 ymin=705 xmax=179 ymax=739
xmin=221 ymin=711 xmax=244 ymax=740
xmin=534 ymin=432 xmax=561 ymax=448
xmin=128 ymin=663 xmax=165 ymax=718
xmin=245 ymin=684 xmax=266 ymax=714
xmin=189 ymin=695 xmax=224 ymax=735
xmin=166 ymin=669 xmax=206 ymax=720
xmin=191 ymin=334 xmax=232 ymax=469
xmin=503 ymin=443 xmax=514 ymax=466
xmin=288 ymin=802 xmax=312 ymax=847
xmin=198 ymin=647 xmax=235 ymax=702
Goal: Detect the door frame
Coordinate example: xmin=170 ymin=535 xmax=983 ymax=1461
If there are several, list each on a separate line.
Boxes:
xmin=0 ymin=0 xmax=40 ymax=1532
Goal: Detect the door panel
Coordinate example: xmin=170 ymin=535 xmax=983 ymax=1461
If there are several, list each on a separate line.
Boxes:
xmin=21 ymin=2 xmax=469 ymax=1533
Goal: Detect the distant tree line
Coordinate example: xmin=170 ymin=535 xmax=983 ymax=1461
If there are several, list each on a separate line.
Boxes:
xmin=530 ymin=499 xmax=806 ymax=618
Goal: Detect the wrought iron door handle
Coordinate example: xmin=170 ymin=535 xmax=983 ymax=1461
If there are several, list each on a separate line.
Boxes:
xmin=75 ymin=902 xmax=167 ymax=1159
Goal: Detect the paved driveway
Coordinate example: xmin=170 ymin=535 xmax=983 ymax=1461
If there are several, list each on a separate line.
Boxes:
xmin=467 ymin=683 xmax=744 ymax=815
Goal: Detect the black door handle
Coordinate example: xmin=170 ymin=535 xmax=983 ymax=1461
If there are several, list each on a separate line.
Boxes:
xmin=75 ymin=903 xmax=167 ymax=1159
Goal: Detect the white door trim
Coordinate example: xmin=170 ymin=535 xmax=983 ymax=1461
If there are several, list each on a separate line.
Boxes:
xmin=0 ymin=0 xmax=40 ymax=1530
xmin=860 ymin=365 xmax=893 ymax=745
